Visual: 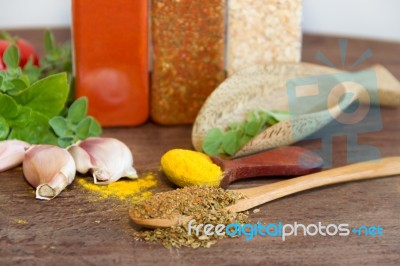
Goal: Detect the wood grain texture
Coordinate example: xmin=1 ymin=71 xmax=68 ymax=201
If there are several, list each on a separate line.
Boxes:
xmin=0 ymin=29 xmax=399 ymax=266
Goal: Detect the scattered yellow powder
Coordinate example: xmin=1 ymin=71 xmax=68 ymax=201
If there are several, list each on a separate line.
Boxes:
xmin=161 ymin=149 xmax=223 ymax=187
xmin=78 ymin=173 xmax=158 ymax=202
xmin=15 ymin=219 xmax=28 ymax=225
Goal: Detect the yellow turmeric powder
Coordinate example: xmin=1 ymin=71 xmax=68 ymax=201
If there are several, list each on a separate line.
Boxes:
xmin=78 ymin=172 xmax=157 ymax=202
xmin=161 ymin=149 xmax=222 ymax=187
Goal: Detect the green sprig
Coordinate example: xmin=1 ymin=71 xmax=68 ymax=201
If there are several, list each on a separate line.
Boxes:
xmin=0 ymin=34 xmax=102 ymax=146
xmin=202 ymin=109 xmax=290 ymax=157
xmin=49 ymin=97 xmax=102 ymax=148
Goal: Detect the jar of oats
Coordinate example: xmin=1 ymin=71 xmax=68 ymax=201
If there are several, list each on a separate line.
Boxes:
xmin=227 ymin=0 xmax=302 ymax=75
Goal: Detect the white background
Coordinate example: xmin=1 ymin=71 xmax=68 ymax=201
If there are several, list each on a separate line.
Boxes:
xmin=0 ymin=0 xmax=399 ymax=42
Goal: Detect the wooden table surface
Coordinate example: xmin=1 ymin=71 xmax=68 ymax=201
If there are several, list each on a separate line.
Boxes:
xmin=0 ymin=29 xmax=399 ymax=266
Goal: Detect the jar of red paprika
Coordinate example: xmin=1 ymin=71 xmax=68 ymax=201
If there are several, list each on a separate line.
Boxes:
xmin=72 ymin=0 xmax=149 ymax=126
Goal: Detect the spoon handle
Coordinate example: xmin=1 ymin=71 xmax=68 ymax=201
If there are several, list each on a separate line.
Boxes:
xmin=228 ymin=157 xmax=400 ymax=212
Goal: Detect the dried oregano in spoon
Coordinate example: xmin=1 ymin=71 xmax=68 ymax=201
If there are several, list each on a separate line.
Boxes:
xmin=131 ymin=186 xmax=248 ymax=248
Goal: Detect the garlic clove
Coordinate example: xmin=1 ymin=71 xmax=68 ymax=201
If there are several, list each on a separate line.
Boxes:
xmin=67 ymin=145 xmax=93 ymax=174
xmin=68 ymin=137 xmax=138 ymax=185
xmin=23 ymin=145 xmax=76 ymax=200
xmin=0 ymin=140 xmax=30 ymax=172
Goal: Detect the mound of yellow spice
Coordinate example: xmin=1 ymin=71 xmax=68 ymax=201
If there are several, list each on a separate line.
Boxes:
xmin=161 ymin=149 xmax=223 ymax=187
xmin=78 ymin=173 xmax=157 ymax=202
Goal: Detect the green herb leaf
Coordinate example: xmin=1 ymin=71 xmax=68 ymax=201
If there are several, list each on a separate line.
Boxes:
xmin=0 ymin=117 xmax=10 ymax=140
xmin=50 ymin=98 xmax=101 ymax=145
xmin=8 ymin=111 xmax=57 ymax=145
xmin=246 ymin=110 xmax=259 ymax=122
xmin=67 ymin=97 xmax=88 ymax=124
xmin=87 ymin=116 xmax=102 ymax=137
xmin=228 ymin=122 xmax=243 ymax=130
xmin=13 ymin=72 xmax=69 ymax=118
xmin=0 ymin=93 xmax=19 ymax=119
xmin=74 ymin=116 xmax=102 ymax=140
xmin=75 ymin=117 xmax=92 ymax=140
xmin=202 ymin=128 xmax=224 ymax=156
xmin=3 ymin=44 xmax=19 ymax=68
xmin=0 ymin=72 xmax=69 ymax=145
xmin=245 ymin=120 xmax=263 ymax=136
xmin=0 ymin=31 xmax=102 ymax=147
xmin=58 ymin=136 xmax=74 ymax=148
xmin=23 ymin=58 xmax=41 ymax=83
xmin=203 ymin=109 xmax=290 ymax=157
xmin=44 ymin=30 xmax=56 ymax=53
xmin=266 ymin=110 xmax=291 ymax=122
xmin=238 ymin=134 xmax=252 ymax=148
xmin=8 ymin=106 xmax=31 ymax=128
xmin=49 ymin=116 xmax=68 ymax=137
xmin=222 ymin=130 xmax=239 ymax=156
xmin=9 ymin=78 xmax=28 ymax=94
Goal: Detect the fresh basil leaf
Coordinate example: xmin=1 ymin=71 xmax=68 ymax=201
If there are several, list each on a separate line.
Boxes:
xmin=3 ymin=45 xmax=19 ymax=68
xmin=49 ymin=116 xmax=68 ymax=137
xmin=8 ymin=111 xmax=57 ymax=145
xmin=8 ymin=106 xmax=31 ymax=127
xmin=13 ymin=72 xmax=69 ymax=118
xmin=67 ymin=97 xmax=88 ymax=124
xmin=202 ymin=128 xmax=224 ymax=156
xmin=0 ymin=117 xmax=10 ymax=140
xmin=0 ymin=75 xmax=3 ymax=87
xmin=222 ymin=130 xmax=239 ymax=156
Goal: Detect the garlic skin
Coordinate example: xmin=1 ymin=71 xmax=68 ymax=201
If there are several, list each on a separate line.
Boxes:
xmin=0 ymin=140 xmax=31 ymax=172
xmin=23 ymin=145 xmax=76 ymax=200
xmin=68 ymin=137 xmax=138 ymax=184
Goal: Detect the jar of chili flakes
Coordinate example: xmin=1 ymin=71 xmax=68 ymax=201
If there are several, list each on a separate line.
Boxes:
xmin=151 ymin=0 xmax=226 ymax=125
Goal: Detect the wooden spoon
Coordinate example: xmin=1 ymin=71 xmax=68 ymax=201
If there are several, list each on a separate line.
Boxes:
xmin=192 ymin=63 xmax=400 ymax=157
xmin=212 ymin=146 xmax=323 ymax=188
xmin=130 ymin=157 xmax=400 ymax=228
xmin=163 ymin=146 xmax=323 ymax=188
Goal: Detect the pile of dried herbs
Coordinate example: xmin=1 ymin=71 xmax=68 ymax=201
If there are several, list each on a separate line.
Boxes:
xmin=131 ymin=186 xmax=249 ymax=248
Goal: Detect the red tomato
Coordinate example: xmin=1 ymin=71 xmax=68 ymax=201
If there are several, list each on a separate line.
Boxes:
xmin=0 ymin=39 xmax=40 ymax=68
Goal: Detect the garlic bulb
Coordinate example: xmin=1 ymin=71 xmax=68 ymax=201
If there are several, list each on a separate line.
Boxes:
xmin=68 ymin=137 xmax=138 ymax=184
xmin=23 ymin=145 xmax=76 ymax=200
xmin=0 ymin=140 xmax=30 ymax=172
